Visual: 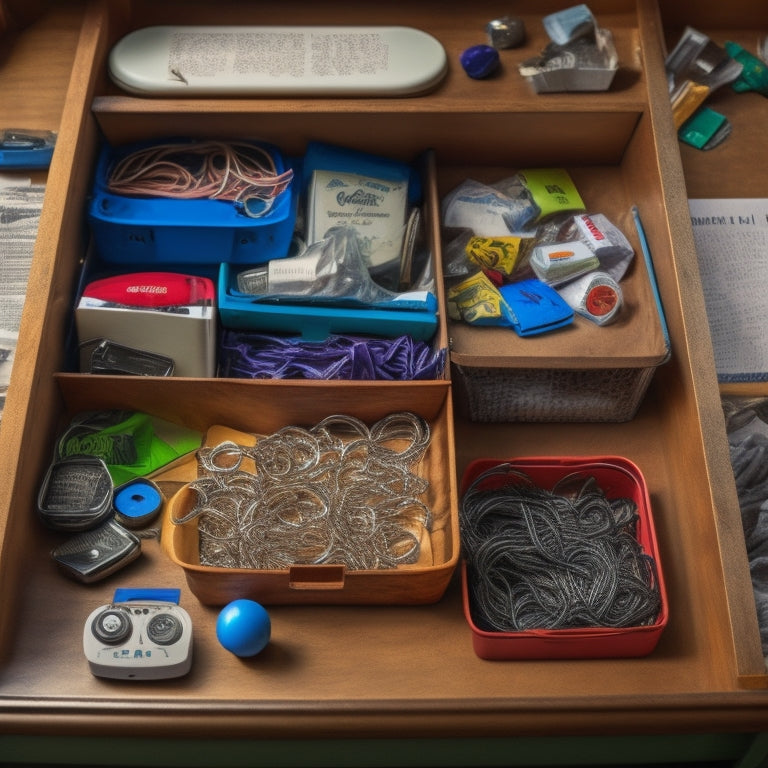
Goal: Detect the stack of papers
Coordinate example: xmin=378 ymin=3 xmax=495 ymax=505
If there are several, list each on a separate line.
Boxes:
xmin=689 ymin=198 xmax=768 ymax=381
xmin=0 ymin=180 xmax=45 ymax=419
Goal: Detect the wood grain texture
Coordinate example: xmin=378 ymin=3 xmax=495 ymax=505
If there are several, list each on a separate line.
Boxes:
xmin=0 ymin=0 xmax=767 ymax=744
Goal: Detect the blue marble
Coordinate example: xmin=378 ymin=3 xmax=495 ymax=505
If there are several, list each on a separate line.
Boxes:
xmin=460 ymin=44 xmax=500 ymax=79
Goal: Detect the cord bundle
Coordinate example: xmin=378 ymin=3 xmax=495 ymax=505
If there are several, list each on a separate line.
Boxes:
xmin=460 ymin=464 xmax=661 ymax=632
xmin=106 ymin=140 xmax=294 ymax=215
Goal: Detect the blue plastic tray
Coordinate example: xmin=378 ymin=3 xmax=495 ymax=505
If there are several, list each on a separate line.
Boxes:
xmin=217 ymin=262 xmax=439 ymax=342
xmin=87 ymin=139 xmax=299 ymax=265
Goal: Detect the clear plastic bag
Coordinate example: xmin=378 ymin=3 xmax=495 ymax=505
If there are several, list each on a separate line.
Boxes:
xmin=237 ymin=226 xmax=435 ymax=311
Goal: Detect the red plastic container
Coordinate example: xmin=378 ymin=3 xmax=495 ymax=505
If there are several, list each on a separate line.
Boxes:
xmin=460 ymin=456 xmax=668 ymax=660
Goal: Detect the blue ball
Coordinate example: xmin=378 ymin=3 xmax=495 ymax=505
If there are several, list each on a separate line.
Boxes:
xmin=216 ymin=599 xmax=271 ymax=657
xmin=460 ymin=44 xmax=500 ymax=80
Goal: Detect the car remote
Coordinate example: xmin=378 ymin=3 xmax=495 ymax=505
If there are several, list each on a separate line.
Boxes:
xmin=83 ymin=597 xmax=192 ymax=680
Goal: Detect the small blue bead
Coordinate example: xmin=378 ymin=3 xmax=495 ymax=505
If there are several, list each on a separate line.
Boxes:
xmin=460 ymin=44 xmax=500 ymax=79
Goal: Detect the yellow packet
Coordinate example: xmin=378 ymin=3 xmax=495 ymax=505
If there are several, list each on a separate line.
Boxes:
xmin=447 ymin=271 xmax=510 ymax=325
xmin=464 ymin=236 xmax=530 ymax=277
xmin=671 ymin=80 xmax=711 ymax=128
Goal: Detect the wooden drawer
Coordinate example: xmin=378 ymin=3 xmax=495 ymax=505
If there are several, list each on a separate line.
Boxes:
xmin=1 ymin=0 xmax=767 ymax=742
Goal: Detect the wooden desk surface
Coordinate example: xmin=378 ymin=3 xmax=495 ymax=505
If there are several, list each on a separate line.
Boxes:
xmin=0 ymin=2 xmax=83 ymax=158
xmin=0 ymin=3 xmax=767 ymax=757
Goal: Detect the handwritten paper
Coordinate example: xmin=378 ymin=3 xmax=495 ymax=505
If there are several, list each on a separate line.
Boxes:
xmin=689 ymin=198 xmax=768 ymax=381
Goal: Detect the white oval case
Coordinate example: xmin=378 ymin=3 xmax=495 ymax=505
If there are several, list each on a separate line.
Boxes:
xmin=108 ymin=25 xmax=448 ymax=97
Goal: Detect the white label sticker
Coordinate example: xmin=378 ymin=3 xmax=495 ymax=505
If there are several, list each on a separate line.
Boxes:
xmin=167 ymin=31 xmax=390 ymax=80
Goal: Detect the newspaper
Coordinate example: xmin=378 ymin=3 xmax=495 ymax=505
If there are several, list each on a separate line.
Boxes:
xmin=689 ymin=198 xmax=768 ymax=381
xmin=0 ymin=180 xmax=46 ymax=418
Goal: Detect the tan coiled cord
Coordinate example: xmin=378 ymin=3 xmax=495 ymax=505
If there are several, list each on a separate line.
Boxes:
xmin=107 ymin=140 xmax=294 ymax=215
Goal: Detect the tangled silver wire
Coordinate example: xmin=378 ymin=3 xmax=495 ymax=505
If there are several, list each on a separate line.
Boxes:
xmin=172 ymin=412 xmax=433 ymax=570
xmin=460 ymin=464 xmax=661 ymax=632
xmin=106 ymin=140 xmax=294 ymax=214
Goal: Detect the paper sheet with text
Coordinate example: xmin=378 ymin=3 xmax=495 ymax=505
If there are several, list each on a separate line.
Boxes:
xmin=690 ymin=198 xmax=768 ymax=382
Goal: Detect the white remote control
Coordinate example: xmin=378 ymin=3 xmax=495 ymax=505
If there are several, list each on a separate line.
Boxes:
xmin=83 ymin=600 xmax=193 ymax=680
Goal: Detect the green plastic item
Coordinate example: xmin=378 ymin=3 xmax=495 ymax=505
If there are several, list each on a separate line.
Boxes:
xmin=679 ymin=107 xmax=732 ymax=150
xmin=518 ymin=168 xmax=586 ymax=222
xmin=725 ymin=41 xmax=768 ymax=95
xmin=58 ymin=410 xmax=202 ymax=486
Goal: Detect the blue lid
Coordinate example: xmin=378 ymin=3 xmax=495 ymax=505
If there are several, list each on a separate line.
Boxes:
xmin=113 ymin=478 xmax=164 ymax=527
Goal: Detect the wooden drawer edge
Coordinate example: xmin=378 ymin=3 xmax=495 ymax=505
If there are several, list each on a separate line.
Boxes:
xmin=638 ymin=0 xmax=768 ymax=687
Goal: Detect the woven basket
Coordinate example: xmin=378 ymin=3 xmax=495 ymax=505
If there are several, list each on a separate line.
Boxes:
xmin=453 ymin=363 xmax=658 ymax=423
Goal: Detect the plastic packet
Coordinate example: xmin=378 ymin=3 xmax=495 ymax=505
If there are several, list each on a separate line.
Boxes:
xmin=442 ymin=169 xmax=585 ymax=238
xmin=57 ymin=410 xmax=202 ymax=486
xmin=518 ymin=26 xmax=618 ymax=93
xmin=543 ymin=4 xmax=596 ymax=46
xmin=665 ymin=28 xmax=744 ymax=128
xmin=464 ymin=235 xmax=534 ymax=281
xmin=441 ymin=179 xmax=538 ymax=236
xmin=679 ymin=107 xmax=732 ymax=150
xmin=530 ymin=241 xmax=599 ymax=286
xmin=725 ymin=41 xmax=768 ymax=96
xmin=516 ymin=168 xmax=585 ymax=223
xmin=442 ymin=228 xmax=478 ymax=279
xmin=446 ymin=271 xmax=513 ymax=326
xmin=556 ymin=212 xmax=634 ymax=281
xmin=531 ymin=212 xmax=634 ymax=282
xmin=236 ymin=226 xmax=436 ymax=311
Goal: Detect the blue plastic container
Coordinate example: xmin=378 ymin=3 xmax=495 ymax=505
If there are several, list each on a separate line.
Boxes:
xmin=217 ymin=262 xmax=439 ymax=342
xmin=87 ymin=139 xmax=299 ymax=265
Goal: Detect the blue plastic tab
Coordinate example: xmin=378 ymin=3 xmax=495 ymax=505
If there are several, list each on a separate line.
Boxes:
xmin=631 ymin=206 xmax=671 ymax=363
xmin=113 ymin=588 xmax=181 ymax=604
xmin=0 ymin=147 xmax=54 ymax=169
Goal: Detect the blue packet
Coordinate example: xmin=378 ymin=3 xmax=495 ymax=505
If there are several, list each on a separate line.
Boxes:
xmin=498 ymin=278 xmax=574 ymax=336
